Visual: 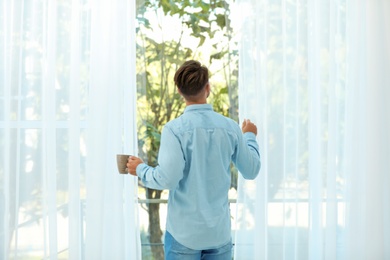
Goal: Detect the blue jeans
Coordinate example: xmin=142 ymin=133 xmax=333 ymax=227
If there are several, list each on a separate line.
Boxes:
xmin=164 ymin=231 xmax=232 ymax=260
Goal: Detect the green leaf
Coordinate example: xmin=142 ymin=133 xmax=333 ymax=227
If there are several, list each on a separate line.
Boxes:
xmin=216 ymin=14 xmax=226 ymax=29
xmin=198 ymin=35 xmax=206 ymax=47
xmin=219 ymin=87 xmax=228 ymax=94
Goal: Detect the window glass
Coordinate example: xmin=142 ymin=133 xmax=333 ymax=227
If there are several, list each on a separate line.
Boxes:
xmin=135 ymin=1 xmax=238 ymax=258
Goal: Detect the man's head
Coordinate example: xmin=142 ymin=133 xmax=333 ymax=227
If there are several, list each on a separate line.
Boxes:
xmin=174 ymin=60 xmax=209 ymax=102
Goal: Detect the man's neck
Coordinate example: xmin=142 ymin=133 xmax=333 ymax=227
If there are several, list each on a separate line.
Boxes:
xmin=185 ymin=99 xmax=207 ymax=106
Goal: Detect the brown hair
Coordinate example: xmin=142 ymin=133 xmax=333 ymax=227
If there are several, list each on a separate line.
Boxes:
xmin=174 ymin=60 xmax=209 ymax=97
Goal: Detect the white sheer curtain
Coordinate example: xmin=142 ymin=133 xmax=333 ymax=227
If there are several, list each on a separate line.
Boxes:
xmin=234 ymin=0 xmax=390 ymax=259
xmin=0 ymin=0 xmax=141 ymax=259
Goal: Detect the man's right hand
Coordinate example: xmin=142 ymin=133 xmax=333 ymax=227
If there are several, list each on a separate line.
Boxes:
xmin=127 ymin=156 xmax=144 ymax=176
xmin=242 ymin=119 xmax=258 ymax=136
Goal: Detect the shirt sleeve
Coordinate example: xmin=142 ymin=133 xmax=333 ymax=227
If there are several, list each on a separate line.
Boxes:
xmin=232 ymin=131 xmax=261 ymax=180
xmin=136 ymin=125 xmax=185 ymax=190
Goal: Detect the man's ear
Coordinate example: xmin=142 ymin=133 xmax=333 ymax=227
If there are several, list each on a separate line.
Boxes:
xmin=206 ymin=83 xmax=211 ymax=97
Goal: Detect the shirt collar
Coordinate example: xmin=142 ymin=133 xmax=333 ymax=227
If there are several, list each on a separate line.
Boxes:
xmin=184 ymin=104 xmax=213 ymax=113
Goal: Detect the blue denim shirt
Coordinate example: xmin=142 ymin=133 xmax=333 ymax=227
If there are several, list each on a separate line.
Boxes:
xmin=136 ymin=104 xmax=261 ymax=250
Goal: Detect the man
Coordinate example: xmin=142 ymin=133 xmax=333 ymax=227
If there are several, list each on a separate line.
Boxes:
xmin=128 ymin=60 xmax=261 ymax=259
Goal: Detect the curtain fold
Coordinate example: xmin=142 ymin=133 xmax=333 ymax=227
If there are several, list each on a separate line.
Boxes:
xmin=345 ymin=1 xmax=390 ymax=258
xmin=0 ymin=0 xmax=140 ymax=259
xmin=234 ymin=0 xmax=390 ymax=259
